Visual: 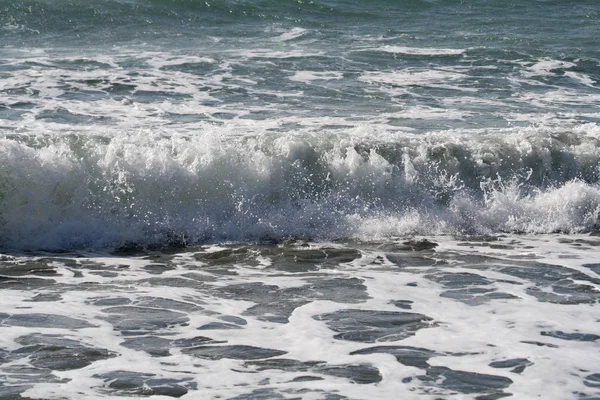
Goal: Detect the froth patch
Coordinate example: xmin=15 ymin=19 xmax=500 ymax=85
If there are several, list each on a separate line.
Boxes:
xmin=288 ymin=71 xmax=344 ymax=83
xmin=2 ymin=124 xmax=600 ymax=250
xmin=276 ymin=27 xmax=308 ymax=42
xmin=359 ymin=69 xmax=466 ymax=88
xmin=522 ymin=58 xmax=577 ymax=78
xmin=377 ymin=46 xmax=466 ymax=56
xmin=2 ymin=237 xmax=599 ymax=399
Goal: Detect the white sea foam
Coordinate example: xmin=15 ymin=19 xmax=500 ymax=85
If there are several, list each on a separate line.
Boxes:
xmin=2 ymin=234 xmax=598 ymax=399
xmin=288 ymin=71 xmax=344 ymax=83
xmin=234 ymin=49 xmax=325 ymax=59
xmin=2 ymin=3 xmax=599 ymax=399
xmin=2 ymin=47 xmax=600 ymax=250
xmin=388 ymin=105 xmax=474 ymax=121
xmin=564 ymin=71 xmax=597 ymax=87
xmin=376 ymin=46 xmax=466 ymax=56
xmin=1 ymin=50 xmax=595 ymax=143
xmin=1 ymin=123 xmax=600 ymax=250
xmin=276 ymin=27 xmax=308 ymax=42
xmin=360 ymin=69 xmax=466 ymax=88
xmin=522 ymin=59 xmax=577 ymax=78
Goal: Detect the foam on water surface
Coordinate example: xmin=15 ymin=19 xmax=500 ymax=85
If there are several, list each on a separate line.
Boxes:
xmin=1 ymin=1 xmax=600 ymax=398
xmin=3 ymin=121 xmax=600 ymax=249
xmin=0 ymin=121 xmax=600 ymax=250
xmin=375 ymin=46 xmax=466 ymax=56
xmin=0 ymin=235 xmax=599 ymax=399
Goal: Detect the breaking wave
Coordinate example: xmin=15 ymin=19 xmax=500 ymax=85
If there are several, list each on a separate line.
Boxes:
xmin=2 ymin=123 xmax=600 ymax=250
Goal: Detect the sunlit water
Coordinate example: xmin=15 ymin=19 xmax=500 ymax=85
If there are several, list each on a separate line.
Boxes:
xmin=1 ymin=1 xmax=600 ymax=399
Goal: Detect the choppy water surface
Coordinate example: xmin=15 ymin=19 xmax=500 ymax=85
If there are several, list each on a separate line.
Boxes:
xmin=1 ymin=1 xmax=600 ymax=247
xmin=2 ymin=0 xmax=600 ymax=399
xmin=1 ymin=236 xmax=600 ymax=399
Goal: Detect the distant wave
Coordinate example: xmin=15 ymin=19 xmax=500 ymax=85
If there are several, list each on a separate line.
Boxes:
xmin=1 ymin=123 xmax=600 ymax=250
xmin=0 ymin=0 xmax=413 ymax=40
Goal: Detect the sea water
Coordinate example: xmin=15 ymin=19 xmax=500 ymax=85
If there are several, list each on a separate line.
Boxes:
xmin=1 ymin=1 xmax=599 ymax=399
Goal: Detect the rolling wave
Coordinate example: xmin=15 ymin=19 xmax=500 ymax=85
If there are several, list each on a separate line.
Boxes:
xmin=2 ymin=123 xmax=600 ymax=250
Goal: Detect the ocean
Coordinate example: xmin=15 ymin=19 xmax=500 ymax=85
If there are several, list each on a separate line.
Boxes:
xmin=1 ymin=0 xmax=599 ymax=398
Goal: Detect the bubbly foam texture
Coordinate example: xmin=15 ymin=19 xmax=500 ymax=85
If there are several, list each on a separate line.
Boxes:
xmin=1 ymin=235 xmax=599 ymax=399
xmin=276 ymin=27 xmax=308 ymax=42
xmin=288 ymin=71 xmax=344 ymax=83
xmin=1 ymin=3 xmax=599 ymax=398
xmin=2 ymin=124 xmax=600 ymax=250
xmin=1 ymin=35 xmax=599 ymax=251
xmin=376 ymin=46 xmax=466 ymax=56
xmin=523 ymin=59 xmax=577 ymax=78
xmin=2 ymin=46 xmax=598 ymax=135
xmin=359 ymin=69 xmax=466 ymax=88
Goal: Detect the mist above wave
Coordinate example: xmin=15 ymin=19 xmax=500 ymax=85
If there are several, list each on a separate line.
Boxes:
xmin=1 ymin=123 xmax=600 ymax=250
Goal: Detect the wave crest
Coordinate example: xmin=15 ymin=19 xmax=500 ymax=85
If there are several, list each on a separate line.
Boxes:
xmin=1 ymin=124 xmax=600 ymax=249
